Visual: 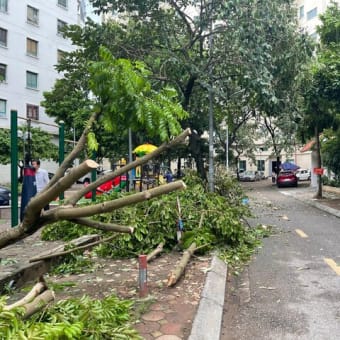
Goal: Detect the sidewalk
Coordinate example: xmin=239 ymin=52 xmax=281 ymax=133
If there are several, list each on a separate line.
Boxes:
xmin=0 ymin=183 xmax=339 ymax=339
xmin=288 ymin=185 xmax=340 ymax=218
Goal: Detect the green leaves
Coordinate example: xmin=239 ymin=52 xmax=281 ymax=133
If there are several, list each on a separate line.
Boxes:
xmin=0 ymin=294 xmax=141 ymax=339
xmin=88 ymin=46 xmax=187 ymax=142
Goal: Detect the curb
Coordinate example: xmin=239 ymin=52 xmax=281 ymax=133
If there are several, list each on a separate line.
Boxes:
xmin=189 ymin=255 xmax=227 ymax=340
xmin=305 ymin=199 xmax=340 ymax=218
xmin=292 ymin=192 xmax=340 ymax=219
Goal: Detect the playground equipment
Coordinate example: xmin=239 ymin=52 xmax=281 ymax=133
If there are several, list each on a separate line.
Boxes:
xmin=132 ymin=143 xmax=160 ymax=191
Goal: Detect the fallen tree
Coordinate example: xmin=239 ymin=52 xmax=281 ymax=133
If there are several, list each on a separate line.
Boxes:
xmin=0 ymin=48 xmax=189 ymax=249
xmin=0 ymin=129 xmax=189 ymax=249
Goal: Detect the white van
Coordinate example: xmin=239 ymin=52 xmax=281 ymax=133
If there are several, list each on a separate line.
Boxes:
xmin=295 ymin=169 xmax=311 ymax=181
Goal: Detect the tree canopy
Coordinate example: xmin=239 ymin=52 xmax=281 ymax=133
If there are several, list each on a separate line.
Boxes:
xmin=42 ymin=0 xmax=312 ymax=176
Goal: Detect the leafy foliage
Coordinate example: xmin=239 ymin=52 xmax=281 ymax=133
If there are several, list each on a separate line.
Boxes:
xmin=43 ymin=172 xmax=252 ymax=257
xmin=51 ymin=252 xmax=94 ymax=275
xmin=0 ymin=294 xmax=141 ymax=339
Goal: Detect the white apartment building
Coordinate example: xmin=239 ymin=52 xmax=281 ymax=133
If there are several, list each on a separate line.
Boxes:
xmin=296 ymin=0 xmax=340 ymax=38
xmin=0 ymin=0 xmax=86 ymax=182
xmin=0 ymin=0 xmax=86 ymax=132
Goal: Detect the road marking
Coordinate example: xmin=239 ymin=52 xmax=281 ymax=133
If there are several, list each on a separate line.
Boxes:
xmin=324 ymin=258 xmax=340 ymax=275
xmin=295 ymin=229 xmax=308 ymax=238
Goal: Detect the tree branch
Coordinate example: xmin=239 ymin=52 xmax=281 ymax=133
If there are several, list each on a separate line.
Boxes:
xmin=66 ymin=128 xmax=191 ymax=205
xmin=44 ymin=181 xmax=186 ymax=222
xmin=69 ymin=217 xmax=134 ymax=234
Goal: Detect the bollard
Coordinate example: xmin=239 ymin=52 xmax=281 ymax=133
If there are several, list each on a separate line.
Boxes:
xmin=138 ymin=255 xmax=148 ymax=297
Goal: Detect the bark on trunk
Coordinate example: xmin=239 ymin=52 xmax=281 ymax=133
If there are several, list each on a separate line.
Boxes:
xmin=167 ymin=242 xmax=196 ymax=287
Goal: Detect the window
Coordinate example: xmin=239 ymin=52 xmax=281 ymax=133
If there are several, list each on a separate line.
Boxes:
xmin=0 ymin=63 xmax=6 ymax=82
xmin=239 ymin=160 xmax=246 ymax=172
xmin=58 ymin=0 xmax=68 ymax=8
xmin=57 ymin=19 xmax=67 ymax=35
xmin=257 ymin=160 xmax=265 ymax=171
xmin=26 ymin=71 xmax=38 ymax=89
xmin=27 ymin=104 xmax=39 ymax=120
xmin=0 ymin=99 xmax=6 ymax=117
xmin=0 ymin=27 xmax=7 ymax=47
xmin=27 ymin=5 xmax=39 ymax=25
xmin=0 ymin=0 xmax=8 ymax=13
xmin=307 ymin=7 xmax=317 ymax=20
xmin=26 ymin=38 xmax=38 ymax=56
xmin=299 ymin=6 xmax=304 ymax=19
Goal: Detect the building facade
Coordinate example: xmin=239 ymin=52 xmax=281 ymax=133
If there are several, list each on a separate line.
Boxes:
xmin=0 ymin=0 xmax=86 ymax=182
xmin=296 ymin=0 xmax=340 ymax=38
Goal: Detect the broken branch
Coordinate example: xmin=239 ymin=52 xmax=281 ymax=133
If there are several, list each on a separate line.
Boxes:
xmin=147 ymin=242 xmax=164 ymax=262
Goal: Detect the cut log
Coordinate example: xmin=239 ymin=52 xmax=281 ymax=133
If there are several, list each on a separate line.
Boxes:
xmin=146 ymin=242 xmax=164 ymax=262
xmin=22 ymin=289 xmax=55 ymax=319
xmin=4 ymin=279 xmax=47 ymax=310
xmin=167 ymin=242 xmax=196 ymax=287
xmin=29 ymin=234 xmax=117 ymax=263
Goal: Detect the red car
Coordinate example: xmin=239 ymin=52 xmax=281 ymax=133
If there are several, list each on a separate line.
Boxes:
xmin=276 ymin=171 xmax=298 ymax=188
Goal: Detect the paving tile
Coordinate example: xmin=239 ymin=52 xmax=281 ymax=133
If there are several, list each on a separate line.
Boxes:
xmin=142 ymin=310 xmax=166 ymax=322
xmin=160 ymin=322 xmax=182 ymax=336
xmin=156 ymin=335 xmax=182 ymax=340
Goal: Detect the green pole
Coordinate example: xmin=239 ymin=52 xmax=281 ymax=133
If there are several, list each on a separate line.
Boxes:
xmin=91 ymin=151 xmax=97 ymax=201
xmin=10 ymin=110 xmax=18 ymax=227
xmin=59 ymin=121 xmax=65 ymax=200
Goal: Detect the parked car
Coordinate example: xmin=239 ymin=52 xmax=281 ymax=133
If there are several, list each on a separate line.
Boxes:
xmin=277 ymin=170 xmax=298 ymax=188
xmin=0 ymin=185 xmax=11 ymax=206
xmin=240 ymin=170 xmax=261 ymax=182
xmin=295 ymin=169 xmax=311 ymax=181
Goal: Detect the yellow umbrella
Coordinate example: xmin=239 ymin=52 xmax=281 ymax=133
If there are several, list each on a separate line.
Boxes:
xmin=133 ymin=143 xmax=158 ymax=157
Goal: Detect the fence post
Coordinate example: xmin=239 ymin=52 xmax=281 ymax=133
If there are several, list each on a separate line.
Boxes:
xmin=10 ymin=110 xmax=18 ymax=227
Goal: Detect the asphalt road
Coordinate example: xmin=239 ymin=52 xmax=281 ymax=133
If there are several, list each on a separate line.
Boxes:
xmin=221 ymin=180 xmax=340 ymax=340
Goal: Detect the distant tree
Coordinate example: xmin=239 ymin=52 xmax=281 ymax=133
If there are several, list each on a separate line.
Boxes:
xmin=299 ymin=3 xmax=340 ymax=197
xmin=0 ymin=127 xmax=58 ymax=165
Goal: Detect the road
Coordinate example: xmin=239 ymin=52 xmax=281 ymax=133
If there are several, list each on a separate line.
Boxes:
xmin=221 ymin=180 xmax=340 ymax=340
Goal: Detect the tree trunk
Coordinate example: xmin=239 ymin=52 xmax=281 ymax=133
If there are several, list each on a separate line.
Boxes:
xmin=167 ymin=242 xmax=196 ymax=287
xmin=314 ymin=126 xmax=323 ymax=199
xmin=189 ymin=131 xmax=206 ymax=180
